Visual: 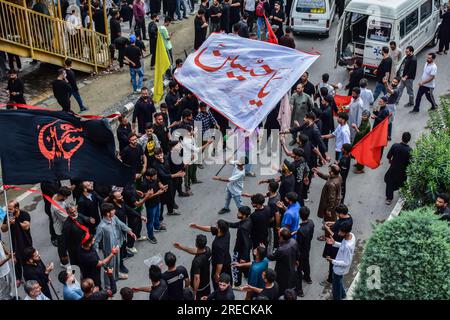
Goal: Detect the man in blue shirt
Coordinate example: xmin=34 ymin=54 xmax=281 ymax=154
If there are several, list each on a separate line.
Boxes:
xmin=58 ymin=269 xmax=83 ymax=300
xmin=277 ymin=192 xmax=300 ymax=239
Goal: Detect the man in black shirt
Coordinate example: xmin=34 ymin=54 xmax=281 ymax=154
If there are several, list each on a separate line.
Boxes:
xmin=384 ymin=132 xmax=412 ymax=205
xmin=110 ymin=10 xmax=122 ymax=45
xmin=124 ymin=34 xmax=144 ymax=93
xmin=132 ymin=87 xmax=157 ymax=134
xmin=120 ymin=132 xmax=147 ymax=180
xmin=221 ymin=0 xmax=231 ymax=33
xmin=52 ymin=68 xmax=72 ymax=112
xmin=148 ymin=14 xmax=159 ymax=68
xmin=296 ymin=207 xmax=314 ymax=293
xmin=190 ymin=220 xmax=231 ymax=290
xmin=195 ymin=9 xmax=208 ymax=50
xmin=135 ymin=265 xmax=169 ymax=300
xmin=174 ymin=234 xmax=212 ymax=300
xmin=338 ymin=143 xmax=352 ymax=203
xmin=435 ymin=194 xmax=450 ymax=221
xmin=81 ymin=278 xmax=112 ymax=300
xmin=225 ymin=206 xmax=253 ymax=286
xmin=6 ymin=69 xmax=26 ymax=104
xmin=373 ymin=46 xmax=393 ymax=103
xmin=64 ymin=59 xmax=88 ymax=112
xmin=78 ymin=235 xmax=118 ymax=289
xmin=117 ymin=115 xmax=132 ymax=152
xmin=22 ymin=247 xmax=53 ymax=299
xmin=203 ymin=273 xmax=235 ymax=300
xmin=243 ymin=268 xmax=279 ymax=300
xmin=209 ymin=0 xmax=222 ymax=33
xmin=292 ymin=72 xmax=315 ymax=96
xmin=77 ymin=181 xmax=103 ymax=233
xmin=396 ymin=46 xmax=417 ymax=107
xmin=153 ymin=112 xmax=170 ymax=154
xmin=165 ymin=81 xmax=182 ymax=123
xmin=180 ymin=91 xmax=199 ymax=118
xmin=250 ymin=194 xmax=272 ymax=249
xmin=269 ymin=1 xmax=285 ymax=39
xmin=345 ymin=59 xmax=365 ymax=96
xmin=162 ymin=252 xmax=190 ymax=300
xmin=267 ymin=228 xmax=299 ymax=297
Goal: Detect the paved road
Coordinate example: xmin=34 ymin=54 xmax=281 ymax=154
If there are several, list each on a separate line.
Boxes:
xmin=1 ymin=16 xmax=449 ymax=300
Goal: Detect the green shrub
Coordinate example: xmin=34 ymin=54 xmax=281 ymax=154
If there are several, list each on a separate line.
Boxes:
xmin=401 ymin=99 xmax=450 ymax=210
xmin=353 ymin=208 xmax=450 ymax=300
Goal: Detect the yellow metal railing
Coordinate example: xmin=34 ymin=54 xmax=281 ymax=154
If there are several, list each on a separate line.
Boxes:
xmin=0 ymin=0 xmax=109 ymax=70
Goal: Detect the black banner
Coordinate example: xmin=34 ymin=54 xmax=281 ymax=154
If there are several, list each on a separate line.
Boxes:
xmin=0 ymin=109 xmax=132 ymax=186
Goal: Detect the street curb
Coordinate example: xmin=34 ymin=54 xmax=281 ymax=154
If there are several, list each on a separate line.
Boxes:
xmin=345 ymin=198 xmax=404 ymax=299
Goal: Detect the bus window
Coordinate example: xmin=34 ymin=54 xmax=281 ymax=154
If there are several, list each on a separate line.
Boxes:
xmin=420 ymin=0 xmax=432 ymax=21
xmin=367 ymin=20 xmax=392 ymax=42
xmin=296 ymin=0 xmax=326 ymax=14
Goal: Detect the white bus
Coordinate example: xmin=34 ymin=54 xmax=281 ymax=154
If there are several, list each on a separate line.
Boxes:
xmin=334 ymin=0 xmax=444 ymax=75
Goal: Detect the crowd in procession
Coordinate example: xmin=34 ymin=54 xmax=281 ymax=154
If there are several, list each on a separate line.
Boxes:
xmin=1 ymin=0 xmax=450 ymax=302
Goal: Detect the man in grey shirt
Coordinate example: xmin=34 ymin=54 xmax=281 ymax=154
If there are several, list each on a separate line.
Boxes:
xmin=51 ymin=186 xmax=72 ymax=268
xmin=290 ymin=83 xmax=313 ymax=145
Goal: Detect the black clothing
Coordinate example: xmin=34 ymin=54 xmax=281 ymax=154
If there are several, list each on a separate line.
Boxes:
xmin=194 ymin=16 xmax=207 ymax=50
xmin=250 ymin=206 xmax=272 ymax=248
xmin=117 ymin=123 xmax=132 ymax=152
xmin=221 ymin=2 xmax=231 ymax=33
xmin=139 ymin=178 xmax=162 ymax=207
xmin=113 ymin=202 xmax=140 ymax=225
xmin=64 ymin=68 xmax=79 ymax=92
xmin=402 ymin=55 xmax=417 ymax=80
xmin=120 ymin=145 xmax=144 ymax=177
xmin=148 ymin=20 xmax=158 ymax=66
xmin=180 ymin=95 xmax=199 ymax=118
xmin=149 ymin=279 xmax=169 ymax=300
xmin=93 ymin=8 xmax=106 ymax=35
xmin=23 ymin=261 xmax=52 ymax=299
xmin=78 ymin=246 xmax=102 ymax=287
xmin=210 ymin=227 xmax=232 ymax=289
xmin=279 ymin=35 xmax=295 ymax=48
xmin=373 ymin=106 xmax=390 ymax=128
xmin=110 ymin=17 xmax=122 ymax=43
xmin=190 ymin=247 xmax=212 ymax=299
xmin=376 ymin=57 xmax=393 ymax=83
xmin=77 ymin=192 xmax=102 ymax=232
xmin=238 ymin=19 xmax=250 ymax=38
xmin=279 ymin=174 xmax=295 ymax=201
xmin=338 ymin=155 xmax=351 ymax=202
xmin=230 ymin=0 xmax=242 ymax=27
xmin=52 ymin=79 xmax=72 ymax=112
xmin=323 ymin=216 xmax=353 ymax=259
xmin=124 ymin=45 xmax=142 ymax=68
xmin=3 ymin=211 xmax=32 ymax=261
xmin=133 ymin=97 xmax=156 ymax=134
xmin=384 ymin=143 xmax=411 ymax=193
xmin=7 ymin=78 xmax=26 ymax=104
xmin=258 ymin=282 xmax=279 ymax=300
xmin=154 ymin=123 xmax=170 ymax=154
xmin=297 ymin=219 xmax=314 ymax=256
xmin=207 ymin=286 xmax=235 ymax=300
xmin=83 ymin=291 xmax=109 ymax=300
xmin=292 ymin=79 xmax=315 ymax=97
xmin=270 ymin=9 xmax=285 ymax=39
xmin=210 ymin=5 xmax=221 ymax=24
xmin=162 ymin=266 xmax=189 ymax=300
xmin=346 ymin=67 xmax=365 ymax=95
xmin=267 ymin=238 xmax=299 ymax=296
xmin=227 ymin=218 xmax=253 ymax=261
xmin=41 ymin=180 xmax=61 ymax=240
xmin=61 ymin=214 xmax=89 ymax=266
xmin=165 ymin=91 xmax=181 ymax=122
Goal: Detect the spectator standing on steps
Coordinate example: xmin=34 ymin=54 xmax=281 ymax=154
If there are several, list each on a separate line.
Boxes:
xmin=64 ymin=59 xmax=88 ymax=112
xmin=396 ymin=46 xmax=417 ymax=107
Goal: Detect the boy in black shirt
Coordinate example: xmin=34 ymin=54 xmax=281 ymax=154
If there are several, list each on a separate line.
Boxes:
xmin=190 ymin=220 xmax=231 ymax=290
xmin=338 ymin=143 xmax=351 ymax=203
xmin=162 ymin=252 xmax=190 ymax=300
xmin=243 ymin=268 xmax=279 ymax=300
xmin=134 ymin=265 xmax=169 ymax=300
xmin=174 ymin=234 xmax=212 ymax=300
xmin=203 ymin=273 xmax=235 ymax=300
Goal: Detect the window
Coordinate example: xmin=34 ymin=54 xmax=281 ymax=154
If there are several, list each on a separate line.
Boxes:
xmin=367 ymin=20 xmax=392 ymax=42
xmin=434 ymin=0 xmax=441 ymax=10
xmin=400 ymin=9 xmax=419 ymax=38
xmin=420 ymin=0 xmax=433 ymax=21
xmin=296 ymin=0 xmax=326 ymax=14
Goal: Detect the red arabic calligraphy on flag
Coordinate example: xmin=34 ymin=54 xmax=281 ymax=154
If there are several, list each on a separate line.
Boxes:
xmin=174 ymin=33 xmax=319 ymax=132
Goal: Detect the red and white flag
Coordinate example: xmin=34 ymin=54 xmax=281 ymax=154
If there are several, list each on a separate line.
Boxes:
xmin=174 ymin=33 xmax=319 ymax=132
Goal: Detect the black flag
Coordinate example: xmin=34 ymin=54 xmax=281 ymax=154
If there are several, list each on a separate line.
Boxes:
xmin=0 ymin=109 xmax=132 ymax=186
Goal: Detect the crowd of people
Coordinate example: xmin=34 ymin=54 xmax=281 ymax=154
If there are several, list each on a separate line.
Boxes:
xmin=1 ymin=0 xmax=450 ymax=302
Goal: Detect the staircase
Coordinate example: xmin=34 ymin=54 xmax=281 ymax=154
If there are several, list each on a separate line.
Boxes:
xmin=0 ymin=0 xmax=109 ymax=73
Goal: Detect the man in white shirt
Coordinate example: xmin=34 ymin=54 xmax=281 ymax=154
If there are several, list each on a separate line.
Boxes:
xmin=410 ymin=53 xmax=438 ymax=113
xmin=213 ymin=158 xmax=246 ymax=214
xmin=359 ymin=78 xmax=374 ymax=110
xmin=348 ymin=87 xmax=365 ymax=142
xmin=322 ymin=112 xmax=351 ymax=160
xmin=24 ymin=280 xmax=50 ymax=300
xmin=325 ymin=222 xmax=355 ymax=300
xmin=389 ymin=41 xmax=402 ymax=82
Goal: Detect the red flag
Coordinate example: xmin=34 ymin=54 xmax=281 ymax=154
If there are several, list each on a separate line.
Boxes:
xmin=334 ymin=95 xmax=352 ymax=115
xmin=350 ymin=116 xmax=390 ymax=169
xmin=264 ymin=14 xmax=278 ymax=44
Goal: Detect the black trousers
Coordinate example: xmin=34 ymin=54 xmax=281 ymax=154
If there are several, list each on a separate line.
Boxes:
xmin=44 ymin=198 xmax=57 ymax=241
xmin=134 ymin=19 xmax=147 ymax=40
xmin=127 ymin=216 xmax=141 ymax=248
xmin=161 ymin=183 xmax=175 ymax=216
xmin=413 ymin=85 xmax=437 ymax=111
xmin=341 ymin=177 xmax=347 ymax=203
xmin=149 ymin=37 xmax=157 ymax=67
xmin=57 ymin=234 xmax=69 ymax=265
xmin=212 ymin=264 xmax=231 ymax=290
xmin=385 ymin=181 xmax=397 ymax=201
xmin=299 ymin=253 xmax=311 ymax=281
xmin=438 ymin=38 xmax=449 ymax=52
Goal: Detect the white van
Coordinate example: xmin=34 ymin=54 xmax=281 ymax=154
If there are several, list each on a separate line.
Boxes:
xmin=334 ymin=0 xmax=443 ymax=75
xmin=290 ymin=0 xmax=336 ymax=37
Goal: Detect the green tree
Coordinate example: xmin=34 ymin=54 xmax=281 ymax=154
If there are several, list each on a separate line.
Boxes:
xmin=353 ymin=208 xmax=450 ymax=300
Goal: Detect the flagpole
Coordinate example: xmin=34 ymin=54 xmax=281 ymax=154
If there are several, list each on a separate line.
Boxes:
xmin=2 ymin=185 xmax=19 ymax=300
